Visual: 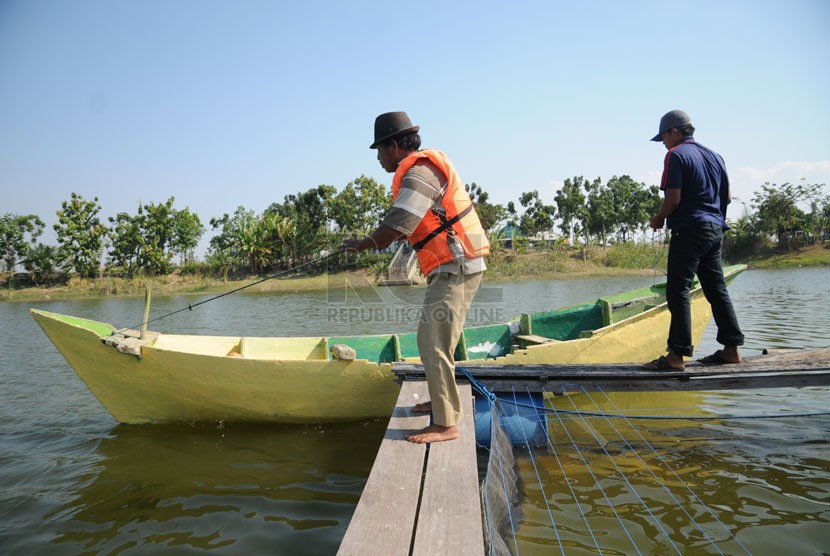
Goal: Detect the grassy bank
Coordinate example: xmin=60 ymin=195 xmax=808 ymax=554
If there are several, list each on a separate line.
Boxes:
xmin=3 ymin=243 xmax=828 ymax=303
xmin=733 ymin=243 xmax=830 ymax=269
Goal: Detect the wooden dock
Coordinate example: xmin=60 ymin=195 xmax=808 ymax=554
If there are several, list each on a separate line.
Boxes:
xmin=393 ymin=348 xmax=830 ymax=393
xmin=337 ymin=381 xmax=484 ymax=556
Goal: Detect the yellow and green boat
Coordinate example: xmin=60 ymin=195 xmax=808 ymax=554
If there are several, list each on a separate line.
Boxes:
xmin=30 ymin=265 xmax=745 ymax=424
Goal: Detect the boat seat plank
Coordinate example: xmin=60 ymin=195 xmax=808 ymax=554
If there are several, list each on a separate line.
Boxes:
xmin=240 ymin=336 xmax=328 ymax=360
xmin=411 ymin=384 xmax=483 ymax=556
xmin=150 ymin=334 xmax=241 ymax=357
xmin=516 ymin=334 xmax=559 ymax=345
xmin=337 ymin=382 xmax=430 ymax=556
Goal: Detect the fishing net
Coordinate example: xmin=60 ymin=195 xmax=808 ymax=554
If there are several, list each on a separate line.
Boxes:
xmin=473 ymin=379 xmax=829 ymax=556
xmin=480 ymin=397 xmax=522 ymax=556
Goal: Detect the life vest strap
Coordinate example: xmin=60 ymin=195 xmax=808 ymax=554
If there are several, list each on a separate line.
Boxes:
xmin=411 ymin=204 xmax=473 ymax=251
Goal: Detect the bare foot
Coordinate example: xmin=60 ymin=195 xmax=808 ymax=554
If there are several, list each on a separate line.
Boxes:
xmin=722 ymin=345 xmax=742 ymax=363
xmin=411 ymin=401 xmax=432 ymax=413
xmin=406 ymin=424 xmax=459 ymax=444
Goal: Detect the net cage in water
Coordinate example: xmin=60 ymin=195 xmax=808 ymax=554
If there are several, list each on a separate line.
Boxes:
xmin=472 ymin=382 xmax=820 ymax=556
xmin=481 ymin=398 xmax=521 ymax=556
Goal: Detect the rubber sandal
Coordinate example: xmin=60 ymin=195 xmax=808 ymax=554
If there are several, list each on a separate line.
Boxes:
xmin=698 ymin=350 xmax=740 ymax=365
xmin=642 ymin=355 xmax=684 ymax=371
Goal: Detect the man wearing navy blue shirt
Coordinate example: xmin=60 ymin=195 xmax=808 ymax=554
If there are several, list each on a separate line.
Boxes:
xmin=644 ymin=110 xmax=744 ymax=371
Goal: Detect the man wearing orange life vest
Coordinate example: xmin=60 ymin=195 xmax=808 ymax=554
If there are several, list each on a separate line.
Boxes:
xmin=341 ymin=112 xmax=489 ymax=444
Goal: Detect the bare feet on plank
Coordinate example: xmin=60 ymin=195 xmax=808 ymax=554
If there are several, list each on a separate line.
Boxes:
xmin=406 ymin=424 xmax=459 ymax=444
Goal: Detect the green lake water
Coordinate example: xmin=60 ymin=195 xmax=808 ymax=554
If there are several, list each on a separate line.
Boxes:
xmin=1 ymin=267 xmax=828 ymax=555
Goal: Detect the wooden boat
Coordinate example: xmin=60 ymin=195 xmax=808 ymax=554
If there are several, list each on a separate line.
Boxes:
xmin=29 ymin=265 xmax=746 ymax=424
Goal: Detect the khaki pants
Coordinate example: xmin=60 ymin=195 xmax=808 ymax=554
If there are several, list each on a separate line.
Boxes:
xmin=417 ymin=270 xmax=483 ymax=427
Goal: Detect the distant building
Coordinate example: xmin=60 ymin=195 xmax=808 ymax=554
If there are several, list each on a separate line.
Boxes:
xmin=530 ymin=230 xmax=562 ymax=247
xmin=495 ymin=225 xmax=523 ymax=249
xmin=494 ymin=226 xmax=561 ymax=249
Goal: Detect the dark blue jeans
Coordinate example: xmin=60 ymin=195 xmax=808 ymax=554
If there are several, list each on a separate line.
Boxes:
xmin=666 ymin=222 xmax=744 ymax=357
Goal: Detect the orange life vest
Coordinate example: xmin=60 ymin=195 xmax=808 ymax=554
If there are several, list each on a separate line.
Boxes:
xmin=392 ymin=149 xmax=490 ymax=275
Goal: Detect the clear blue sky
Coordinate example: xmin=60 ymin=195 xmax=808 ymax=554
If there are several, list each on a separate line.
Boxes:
xmin=2 ymin=0 xmax=828 ymax=255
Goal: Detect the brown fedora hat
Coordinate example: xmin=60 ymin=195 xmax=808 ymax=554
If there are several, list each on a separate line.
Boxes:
xmin=370 ymin=111 xmax=420 ymax=149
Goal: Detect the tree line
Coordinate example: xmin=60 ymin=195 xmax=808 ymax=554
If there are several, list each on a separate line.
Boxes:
xmin=1 ymin=176 xmax=827 ymax=285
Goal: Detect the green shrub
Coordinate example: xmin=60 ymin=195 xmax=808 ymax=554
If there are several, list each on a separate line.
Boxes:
xmin=603 ymin=242 xmax=667 ymax=270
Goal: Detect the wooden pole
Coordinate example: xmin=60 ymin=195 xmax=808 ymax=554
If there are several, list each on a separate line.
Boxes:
xmin=140 ymin=285 xmax=152 ymax=340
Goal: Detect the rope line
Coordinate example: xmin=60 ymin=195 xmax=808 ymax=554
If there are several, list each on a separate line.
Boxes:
xmin=544 ymin=388 xmax=644 ymax=555
xmin=464 ymin=366 xmax=787 ymax=555
xmin=494 ymin=401 xmax=521 ymax=556
xmin=649 ymin=228 xmax=668 ymax=286
xmin=559 ymin=387 xmax=724 ymax=555
xmin=585 ymin=385 xmax=754 ymax=555
xmin=553 ymin=385 xmax=683 ymax=555
xmin=535 ymin=395 xmax=603 ymax=554
xmin=459 ymin=378 xmax=830 ymax=422
xmin=511 ymin=398 xmax=830 ymax=421
xmin=509 ymin=388 xmax=565 ymax=555
xmin=112 ymin=252 xmax=340 ymax=336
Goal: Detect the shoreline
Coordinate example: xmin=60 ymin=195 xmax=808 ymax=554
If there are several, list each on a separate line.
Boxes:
xmin=2 ymin=267 xmax=655 ymax=303
xmin=4 ymin=245 xmax=828 ymax=303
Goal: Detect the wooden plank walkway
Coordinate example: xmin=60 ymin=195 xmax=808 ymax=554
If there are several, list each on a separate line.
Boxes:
xmin=338 ymin=381 xmax=484 ymax=556
xmin=393 ymin=348 xmax=830 ymax=393
xmin=411 ymin=383 xmax=483 ymax=556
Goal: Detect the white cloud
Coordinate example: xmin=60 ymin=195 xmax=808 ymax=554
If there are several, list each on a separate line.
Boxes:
xmin=643 ymin=170 xmax=663 ymax=187
xmin=735 ymin=161 xmax=830 ymax=185
xmin=730 ymin=161 xmax=830 ymax=207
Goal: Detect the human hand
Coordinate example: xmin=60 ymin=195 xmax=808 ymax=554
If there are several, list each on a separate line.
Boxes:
xmin=649 ymin=215 xmax=665 ymax=230
xmin=340 ymin=238 xmax=364 ymax=253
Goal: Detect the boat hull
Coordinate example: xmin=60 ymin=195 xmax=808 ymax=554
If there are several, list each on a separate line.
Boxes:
xmin=476 ymin=290 xmax=713 ymax=365
xmin=30 ymin=311 xmax=401 ymax=424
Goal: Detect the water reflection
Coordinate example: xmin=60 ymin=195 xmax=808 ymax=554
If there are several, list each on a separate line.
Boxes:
xmin=49 ymin=421 xmax=386 ymax=556
xmin=513 ymin=388 xmax=830 ymax=555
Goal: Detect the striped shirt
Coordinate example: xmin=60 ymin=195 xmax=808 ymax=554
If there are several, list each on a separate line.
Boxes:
xmin=382 ymin=158 xmax=486 ymax=276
